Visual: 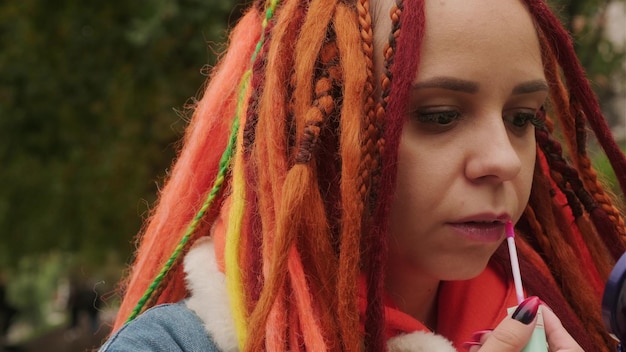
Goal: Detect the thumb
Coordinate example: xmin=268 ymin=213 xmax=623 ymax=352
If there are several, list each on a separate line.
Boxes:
xmin=478 ymin=296 xmax=540 ymax=352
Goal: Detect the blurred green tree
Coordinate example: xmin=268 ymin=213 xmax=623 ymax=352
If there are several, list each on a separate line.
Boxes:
xmin=0 ymin=0 xmax=246 ymax=270
xmin=549 ymin=0 xmax=626 ymax=127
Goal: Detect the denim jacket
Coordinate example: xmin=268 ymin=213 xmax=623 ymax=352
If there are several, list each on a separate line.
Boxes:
xmin=99 ymin=302 xmax=221 ymax=352
xmin=99 ymin=238 xmax=456 ymax=352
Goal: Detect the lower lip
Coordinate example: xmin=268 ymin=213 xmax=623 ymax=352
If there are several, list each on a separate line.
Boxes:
xmin=448 ymin=222 xmax=505 ymax=243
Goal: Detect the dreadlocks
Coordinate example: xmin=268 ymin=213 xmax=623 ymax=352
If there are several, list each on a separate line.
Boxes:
xmin=111 ymin=0 xmax=626 ymax=350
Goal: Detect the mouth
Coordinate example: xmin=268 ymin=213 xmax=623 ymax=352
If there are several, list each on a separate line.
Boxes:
xmin=447 ymin=218 xmax=507 ymax=243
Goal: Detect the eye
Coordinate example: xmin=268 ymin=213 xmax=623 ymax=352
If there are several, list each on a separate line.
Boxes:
xmin=413 ymin=110 xmax=461 ymax=130
xmin=504 ymin=110 xmax=544 ymax=133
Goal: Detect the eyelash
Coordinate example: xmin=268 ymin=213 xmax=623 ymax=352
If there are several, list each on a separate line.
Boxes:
xmin=415 ymin=110 xmax=459 ymax=126
xmin=505 ymin=111 xmax=544 ymax=130
xmin=414 ymin=109 xmax=545 ymax=131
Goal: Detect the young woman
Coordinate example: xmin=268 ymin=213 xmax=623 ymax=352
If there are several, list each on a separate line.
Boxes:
xmin=99 ymin=0 xmax=626 ymax=350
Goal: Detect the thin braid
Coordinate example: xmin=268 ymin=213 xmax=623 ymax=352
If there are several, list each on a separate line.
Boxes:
xmin=536 ymin=127 xmax=626 ymax=259
xmin=574 ymin=145 xmax=626 ymax=240
xmin=537 ymin=148 xmax=610 ymax=291
xmin=570 ymin=99 xmax=626 ymax=240
xmin=353 ymin=3 xmax=387 ymax=345
xmin=364 ymin=2 xmax=401 ymax=349
xmin=362 ymin=8 xmax=396 ymax=343
xmin=365 ymin=0 xmax=426 ymax=350
xmin=356 ymin=0 xmax=382 ymax=208
xmin=521 ymin=199 xmax=553 ymax=259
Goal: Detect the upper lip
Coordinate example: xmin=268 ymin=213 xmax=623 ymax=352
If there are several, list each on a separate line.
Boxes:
xmin=450 ymin=213 xmax=511 ymax=224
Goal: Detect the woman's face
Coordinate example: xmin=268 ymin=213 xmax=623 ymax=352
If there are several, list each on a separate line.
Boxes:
xmin=384 ymin=0 xmax=548 ymax=283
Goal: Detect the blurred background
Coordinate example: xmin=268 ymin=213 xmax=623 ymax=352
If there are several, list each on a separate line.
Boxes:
xmin=0 ymin=0 xmax=624 ymax=351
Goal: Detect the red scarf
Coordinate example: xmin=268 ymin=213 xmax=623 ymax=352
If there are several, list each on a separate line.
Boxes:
xmin=359 ymin=261 xmax=518 ymax=350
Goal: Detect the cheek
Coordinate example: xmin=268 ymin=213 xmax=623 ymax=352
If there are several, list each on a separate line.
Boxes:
xmin=516 ymin=148 xmax=536 ymax=211
xmin=395 ymin=139 xmax=439 ymax=204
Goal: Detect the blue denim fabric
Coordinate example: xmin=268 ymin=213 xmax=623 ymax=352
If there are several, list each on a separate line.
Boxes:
xmin=99 ymin=302 xmax=221 ymax=351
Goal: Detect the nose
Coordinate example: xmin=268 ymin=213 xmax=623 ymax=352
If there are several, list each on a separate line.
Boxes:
xmin=464 ymin=117 xmax=523 ymax=183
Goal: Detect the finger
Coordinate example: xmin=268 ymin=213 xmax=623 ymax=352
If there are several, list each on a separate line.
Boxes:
xmin=479 ymin=296 xmax=540 ymax=351
xmin=541 ymin=304 xmax=583 ymax=351
xmin=475 ymin=330 xmax=492 ymax=344
xmin=462 ymin=329 xmax=493 ymax=351
xmin=479 ymin=317 xmax=535 ymax=351
xmin=466 ymin=341 xmax=481 ymax=352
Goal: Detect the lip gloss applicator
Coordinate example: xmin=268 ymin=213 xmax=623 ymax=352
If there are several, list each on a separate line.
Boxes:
xmin=506 ymin=220 xmax=525 ymax=304
xmin=505 ymin=220 xmax=548 ymax=351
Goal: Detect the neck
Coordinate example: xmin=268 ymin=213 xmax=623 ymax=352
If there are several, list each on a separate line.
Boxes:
xmin=385 ymin=268 xmax=441 ymax=331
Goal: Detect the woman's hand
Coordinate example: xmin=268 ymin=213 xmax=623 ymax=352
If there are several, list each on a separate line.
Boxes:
xmin=466 ymin=296 xmax=583 ymax=352
xmin=540 ymin=303 xmax=584 ymax=352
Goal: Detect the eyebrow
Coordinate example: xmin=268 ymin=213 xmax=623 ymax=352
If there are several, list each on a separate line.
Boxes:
xmin=511 ymin=80 xmax=549 ymax=94
xmin=412 ymin=76 xmax=549 ymax=95
xmin=412 ymin=77 xmax=479 ymax=93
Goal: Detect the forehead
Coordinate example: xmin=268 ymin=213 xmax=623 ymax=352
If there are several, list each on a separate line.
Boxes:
xmin=371 ymin=0 xmax=544 ymax=82
xmin=422 ymin=0 xmax=539 ymax=50
xmin=420 ymin=0 xmax=543 ymax=78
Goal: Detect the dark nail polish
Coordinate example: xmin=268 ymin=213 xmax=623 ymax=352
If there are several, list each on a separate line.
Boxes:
xmin=512 ymin=296 xmax=540 ymax=325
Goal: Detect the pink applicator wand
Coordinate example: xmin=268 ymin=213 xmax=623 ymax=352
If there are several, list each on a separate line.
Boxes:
xmin=505 ymin=221 xmax=548 ymax=351
xmin=506 ymin=220 xmax=525 ymax=304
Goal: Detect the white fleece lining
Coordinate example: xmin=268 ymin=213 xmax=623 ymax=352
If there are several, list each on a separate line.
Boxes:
xmin=183 ymin=237 xmax=457 ymax=351
xmin=387 ymin=331 xmax=457 ymax=352
xmin=184 ymin=237 xmax=239 ymax=352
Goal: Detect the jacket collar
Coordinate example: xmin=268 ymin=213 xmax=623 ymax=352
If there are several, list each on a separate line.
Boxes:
xmin=183 ymin=237 xmax=513 ymax=351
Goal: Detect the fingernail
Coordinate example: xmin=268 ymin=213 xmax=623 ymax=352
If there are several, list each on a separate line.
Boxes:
xmin=539 ymin=299 xmax=553 ymax=312
xmin=470 ymin=329 xmax=492 ymax=342
xmin=461 ymin=341 xmax=481 ymax=350
xmin=512 ymin=296 xmax=540 ymax=325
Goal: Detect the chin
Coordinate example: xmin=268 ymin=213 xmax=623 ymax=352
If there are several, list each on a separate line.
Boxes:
xmin=437 ymin=259 xmax=490 ymax=281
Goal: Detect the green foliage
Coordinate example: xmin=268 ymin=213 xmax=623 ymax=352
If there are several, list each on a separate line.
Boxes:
xmin=8 ymin=253 xmax=68 ymax=324
xmin=0 ymin=0 xmax=243 ymax=270
xmin=548 ymin=0 xmax=626 ymax=125
xmin=591 ymin=147 xmax=626 ymax=213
